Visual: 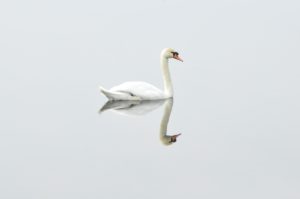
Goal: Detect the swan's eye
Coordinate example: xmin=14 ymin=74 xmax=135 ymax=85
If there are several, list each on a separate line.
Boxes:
xmin=171 ymin=52 xmax=179 ymax=56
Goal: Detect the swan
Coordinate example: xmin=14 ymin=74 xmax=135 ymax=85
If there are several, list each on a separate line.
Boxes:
xmin=99 ymin=48 xmax=183 ymax=100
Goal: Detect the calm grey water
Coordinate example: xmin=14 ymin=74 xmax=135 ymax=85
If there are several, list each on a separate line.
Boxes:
xmin=1 ymin=0 xmax=300 ymax=198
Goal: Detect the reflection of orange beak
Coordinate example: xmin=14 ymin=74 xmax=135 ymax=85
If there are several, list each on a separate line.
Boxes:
xmin=170 ymin=133 xmax=181 ymax=143
xmin=174 ymin=133 xmax=181 ymax=138
xmin=173 ymin=55 xmax=183 ymax=62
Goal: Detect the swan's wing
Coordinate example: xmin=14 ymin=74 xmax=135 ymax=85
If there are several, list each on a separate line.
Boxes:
xmin=110 ymin=81 xmax=164 ymax=100
xmin=100 ymin=86 xmax=141 ymax=100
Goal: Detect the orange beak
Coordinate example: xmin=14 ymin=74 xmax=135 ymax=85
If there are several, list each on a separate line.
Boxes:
xmin=173 ymin=55 xmax=183 ymax=62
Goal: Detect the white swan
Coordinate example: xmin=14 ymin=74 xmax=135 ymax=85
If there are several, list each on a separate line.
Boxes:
xmin=99 ymin=48 xmax=183 ymax=100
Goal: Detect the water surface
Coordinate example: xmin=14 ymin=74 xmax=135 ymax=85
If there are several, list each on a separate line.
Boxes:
xmin=0 ymin=0 xmax=300 ymax=198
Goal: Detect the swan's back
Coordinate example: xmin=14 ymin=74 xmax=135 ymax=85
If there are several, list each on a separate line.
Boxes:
xmin=110 ymin=81 xmax=165 ymax=100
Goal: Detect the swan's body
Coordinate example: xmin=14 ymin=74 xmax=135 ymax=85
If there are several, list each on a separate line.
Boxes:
xmin=99 ymin=48 xmax=183 ymax=101
xmin=100 ymin=81 xmax=164 ymax=100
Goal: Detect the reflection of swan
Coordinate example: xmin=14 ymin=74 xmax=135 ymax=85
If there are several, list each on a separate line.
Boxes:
xmin=160 ymin=99 xmax=181 ymax=145
xmin=99 ymin=100 xmax=165 ymax=116
xmin=99 ymin=99 xmax=181 ymax=145
xmin=99 ymin=48 xmax=183 ymax=101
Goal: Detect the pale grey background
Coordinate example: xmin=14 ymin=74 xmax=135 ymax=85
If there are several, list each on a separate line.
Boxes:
xmin=0 ymin=0 xmax=300 ymax=198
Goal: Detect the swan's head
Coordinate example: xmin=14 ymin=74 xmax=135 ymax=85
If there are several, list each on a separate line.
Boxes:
xmin=161 ymin=48 xmax=183 ymax=62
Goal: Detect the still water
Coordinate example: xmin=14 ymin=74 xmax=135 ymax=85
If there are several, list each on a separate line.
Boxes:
xmin=1 ymin=0 xmax=300 ymax=198
xmin=1 ymin=65 xmax=299 ymax=198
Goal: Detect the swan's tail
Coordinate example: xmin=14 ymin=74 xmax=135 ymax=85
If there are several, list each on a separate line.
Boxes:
xmin=99 ymin=86 xmax=138 ymax=101
xmin=99 ymin=86 xmax=114 ymax=100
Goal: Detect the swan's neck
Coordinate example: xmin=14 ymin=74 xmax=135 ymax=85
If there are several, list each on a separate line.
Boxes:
xmin=160 ymin=57 xmax=173 ymax=98
xmin=160 ymin=99 xmax=173 ymax=145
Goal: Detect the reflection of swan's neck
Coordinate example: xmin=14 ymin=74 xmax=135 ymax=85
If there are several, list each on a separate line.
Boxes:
xmin=160 ymin=99 xmax=173 ymax=145
xmin=160 ymin=56 xmax=173 ymax=98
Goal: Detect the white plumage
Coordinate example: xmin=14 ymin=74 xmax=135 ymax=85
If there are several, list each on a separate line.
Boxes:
xmin=99 ymin=48 xmax=183 ymax=101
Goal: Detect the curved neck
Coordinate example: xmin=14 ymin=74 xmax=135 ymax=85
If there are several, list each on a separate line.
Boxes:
xmin=160 ymin=56 xmax=173 ymax=98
